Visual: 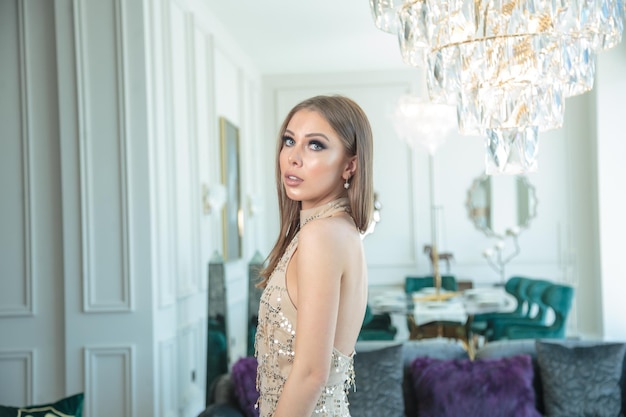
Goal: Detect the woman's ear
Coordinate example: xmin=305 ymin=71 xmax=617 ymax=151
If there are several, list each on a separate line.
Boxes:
xmin=344 ymin=157 xmax=357 ymax=179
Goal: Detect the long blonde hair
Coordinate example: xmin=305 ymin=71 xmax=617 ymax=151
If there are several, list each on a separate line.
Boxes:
xmin=258 ymin=95 xmax=374 ymax=287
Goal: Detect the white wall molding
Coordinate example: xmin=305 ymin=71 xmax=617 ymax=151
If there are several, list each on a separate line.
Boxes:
xmin=17 ymin=0 xmax=34 ymax=317
xmin=597 ymin=40 xmax=626 ymax=340
xmin=159 ymin=0 xmax=181 ymax=304
xmin=192 ymin=22 xmax=216 ymax=290
xmin=149 ymin=0 xmax=176 ymax=309
xmin=158 ymin=339 xmax=177 ymax=417
xmin=166 ymin=0 xmax=201 ymax=299
xmin=177 ymin=323 xmax=202 ymax=410
xmin=73 ymin=0 xmax=133 ymax=313
xmin=84 ymin=345 xmax=135 ymax=417
xmin=187 ymin=14 xmax=203 ymax=297
xmin=0 ymin=0 xmax=34 ymax=318
xmin=191 ymin=10 xmax=223 ymax=263
xmin=0 ymin=349 xmax=34 ymax=405
xmin=180 ymin=9 xmax=200 ymax=296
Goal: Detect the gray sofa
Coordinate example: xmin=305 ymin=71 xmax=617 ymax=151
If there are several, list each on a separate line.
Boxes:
xmin=200 ymin=338 xmax=626 ymax=417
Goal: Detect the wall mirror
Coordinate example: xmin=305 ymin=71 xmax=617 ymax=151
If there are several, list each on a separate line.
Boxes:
xmin=466 ymin=174 xmax=538 ymax=238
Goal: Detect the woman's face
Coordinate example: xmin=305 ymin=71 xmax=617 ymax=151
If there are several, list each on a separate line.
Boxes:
xmin=279 ymin=109 xmax=354 ymax=209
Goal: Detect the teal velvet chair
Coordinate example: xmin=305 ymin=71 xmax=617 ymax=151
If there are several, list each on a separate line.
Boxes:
xmin=487 ymin=279 xmax=553 ymax=341
xmin=469 ymin=276 xmax=530 ymax=337
xmin=499 ymin=283 xmax=574 ymax=340
xmin=358 ymin=304 xmax=398 ymax=341
xmin=405 ymin=275 xmax=458 ymax=293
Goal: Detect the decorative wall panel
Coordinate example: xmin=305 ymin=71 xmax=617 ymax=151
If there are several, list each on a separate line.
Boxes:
xmin=0 ymin=350 xmax=33 ymax=406
xmin=178 ymin=324 xmax=201 ymax=409
xmin=159 ymin=339 xmax=177 ymax=417
xmin=0 ymin=0 xmax=33 ymax=317
xmin=193 ymin=22 xmax=218 ymax=291
xmin=84 ymin=346 xmax=134 ymax=417
xmin=168 ymin=1 xmax=200 ymax=297
xmin=73 ymin=0 xmax=132 ymax=312
xmin=153 ymin=0 xmax=176 ymax=308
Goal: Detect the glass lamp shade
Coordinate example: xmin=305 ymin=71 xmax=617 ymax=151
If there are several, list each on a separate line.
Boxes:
xmin=391 ymin=95 xmax=457 ymax=154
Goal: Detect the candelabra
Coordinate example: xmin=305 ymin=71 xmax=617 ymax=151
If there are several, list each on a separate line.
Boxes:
xmin=482 ymin=227 xmax=521 ymax=285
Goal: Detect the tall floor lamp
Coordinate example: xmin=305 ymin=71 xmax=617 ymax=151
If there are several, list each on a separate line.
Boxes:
xmin=392 ymin=94 xmax=457 ymax=298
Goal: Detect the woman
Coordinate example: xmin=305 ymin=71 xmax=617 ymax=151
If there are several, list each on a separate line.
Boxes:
xmin=255 ymin=95 xmax=374 ymax=417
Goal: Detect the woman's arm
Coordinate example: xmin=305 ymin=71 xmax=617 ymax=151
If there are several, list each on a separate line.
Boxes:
xmin=271 ymin=219 xmax=346 ymax=417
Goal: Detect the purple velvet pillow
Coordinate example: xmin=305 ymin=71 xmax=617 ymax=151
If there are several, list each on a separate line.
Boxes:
xmin=230 ymin=357 xmax=259 ymax=417
xmin=410 ymin=354 xmax=541 ymax=417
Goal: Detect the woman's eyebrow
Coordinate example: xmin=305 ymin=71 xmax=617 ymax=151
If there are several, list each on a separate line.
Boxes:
xmin=306 ymin=133 xmax=330 ymax=142
xmin=284 ymin=129 xmax=331 ymax=142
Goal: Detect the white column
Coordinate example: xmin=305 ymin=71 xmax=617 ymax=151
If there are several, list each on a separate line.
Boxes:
xmin=596 ymin=39 xmax=626 ymax=340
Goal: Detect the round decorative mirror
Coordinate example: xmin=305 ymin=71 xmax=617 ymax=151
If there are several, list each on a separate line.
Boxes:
xmin=466 ymin=174 xmax=538 ymax=238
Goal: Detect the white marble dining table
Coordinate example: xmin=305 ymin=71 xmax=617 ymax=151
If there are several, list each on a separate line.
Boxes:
xmin=410 ymin=286 xmax=515 ymax=325
xmin=368 ymin=285 xmax=516 ymax=345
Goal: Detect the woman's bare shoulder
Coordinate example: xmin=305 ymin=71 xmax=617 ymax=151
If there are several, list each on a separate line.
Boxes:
xmin=298 ymin=215 xmax=360 ymax=251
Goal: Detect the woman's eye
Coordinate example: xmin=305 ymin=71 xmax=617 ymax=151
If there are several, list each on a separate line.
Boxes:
xmin=309 ymin=140 xmax=325 ymax=151
xmin=282 ymin=136 xmax=295 ymax=147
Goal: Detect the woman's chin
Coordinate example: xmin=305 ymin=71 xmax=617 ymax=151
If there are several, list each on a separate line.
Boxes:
xmin=284 ymin=188 xmax=304 ymax=201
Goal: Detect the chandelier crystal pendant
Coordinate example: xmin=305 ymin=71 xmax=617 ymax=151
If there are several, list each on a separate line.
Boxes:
xmin=370 ymin=0 xmax=625 ymax=174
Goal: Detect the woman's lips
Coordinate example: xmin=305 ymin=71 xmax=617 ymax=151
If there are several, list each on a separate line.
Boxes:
xmin=284 ymin=174 xmax=302 ymax=187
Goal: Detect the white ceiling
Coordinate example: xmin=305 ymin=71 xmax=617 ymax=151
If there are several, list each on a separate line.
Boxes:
xmin=202 ymin=0 xmax=409 ymax=75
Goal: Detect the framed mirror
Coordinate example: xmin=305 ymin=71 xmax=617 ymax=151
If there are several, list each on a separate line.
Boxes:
xmin=466 ymin=174 xmax=538 ymax=238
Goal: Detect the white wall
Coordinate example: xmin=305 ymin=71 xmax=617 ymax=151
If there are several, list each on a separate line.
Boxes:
xmin=146 ymin=0 xmax=262 ymax=415
xmin=596 ymin=39 xmax=626 ymax=341
xmin=56 ymin=0 xmax=155 ymax=415
xmin=0 ymin=0 xmax=262 ymax=416
xmin=0 ymin=0 xmax=65 ymax=405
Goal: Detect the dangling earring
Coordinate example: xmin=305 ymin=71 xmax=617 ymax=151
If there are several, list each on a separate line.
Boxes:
xmin=344 ymin=177 xmax=350 ymax=189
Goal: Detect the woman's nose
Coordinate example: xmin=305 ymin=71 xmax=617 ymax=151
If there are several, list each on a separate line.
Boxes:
xmin=288 ymin=147 xmax=302 ymax=165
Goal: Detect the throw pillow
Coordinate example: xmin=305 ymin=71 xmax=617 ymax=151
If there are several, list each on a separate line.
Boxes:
xmin=401 ymin=339 xmax=470 ymax=417
xmin=348 ymin=343 xmax=404 ymax=417
xmin=410 ymin=355 xmax=540 ymax=417
xmin=536 ymin=341 xmax=626 ymax=417
xmin=231 ymin=357 xmax=259 ymax=417
xmin=0 ymin=393 xmax=83 ymax=417
xmin=474 ymin=339 xmax=545 ymax=414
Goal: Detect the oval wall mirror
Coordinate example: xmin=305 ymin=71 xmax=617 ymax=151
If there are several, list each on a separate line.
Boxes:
xmin=466 ymin=174 xmax=538 ymax=238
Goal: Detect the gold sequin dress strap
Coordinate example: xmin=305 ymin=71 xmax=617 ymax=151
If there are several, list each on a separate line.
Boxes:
xmin=300 ymin=197 xmax=350 ymax=228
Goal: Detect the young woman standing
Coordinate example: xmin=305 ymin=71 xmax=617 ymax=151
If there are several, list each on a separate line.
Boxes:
xmin=255 ymin=95 xmax=374 ymax=417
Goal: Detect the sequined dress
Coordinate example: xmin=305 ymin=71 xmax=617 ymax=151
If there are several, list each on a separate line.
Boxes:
xmin=255 ymin=198 xmax=355 ymax=417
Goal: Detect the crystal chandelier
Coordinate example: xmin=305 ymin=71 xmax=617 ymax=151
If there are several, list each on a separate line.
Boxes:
xmin=391 ymin=95 xmax=457 ymax=154
xmin=370 ymin=0 xmax=625 ymax=174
